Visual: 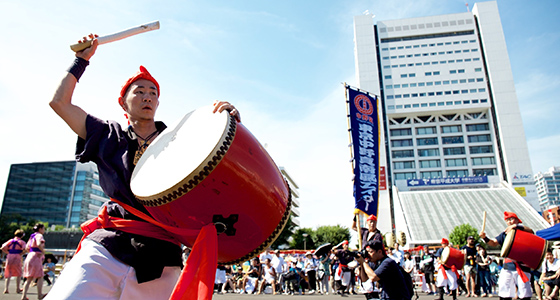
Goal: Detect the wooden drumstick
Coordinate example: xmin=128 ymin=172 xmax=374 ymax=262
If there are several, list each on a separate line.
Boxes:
xmin=481 ymin=211 xmax=487 ymax=235
xmin=70 ymin=21 xmax=160 ymax=52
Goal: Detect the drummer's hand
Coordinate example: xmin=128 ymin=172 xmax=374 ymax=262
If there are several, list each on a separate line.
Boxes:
xmin=504 ymin=224 xmax=517 ymax=234
xmin=76 ymin=33 xmax=98 ymax=61
xmin=479 ymin=232 xmax=486 ymax=239
xmin=213 ymin=100 xmax=241 ymax=122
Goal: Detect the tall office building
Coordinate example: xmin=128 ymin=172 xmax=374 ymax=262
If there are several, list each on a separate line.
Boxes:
xmin=1 ymin=161 xmax=110 ymax=228
xmin=535 ymin=166 xmax=560 ymax=210
xmin=354 ymin=1 xmax=537 ymax=210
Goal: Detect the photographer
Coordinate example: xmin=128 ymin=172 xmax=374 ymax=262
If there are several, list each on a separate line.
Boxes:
xmin=356 ymin=240 xmax=411 ymax=300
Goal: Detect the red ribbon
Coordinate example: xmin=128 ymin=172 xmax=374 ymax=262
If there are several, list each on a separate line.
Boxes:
xmin=76 ymin=198 xmax=218 ymax=300
xmin=439 ymin=265 xmax=448 ymax=280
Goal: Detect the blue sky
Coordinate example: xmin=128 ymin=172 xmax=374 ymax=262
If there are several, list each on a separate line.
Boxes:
xmin=0 ymin=0 xmax=558 ymax=231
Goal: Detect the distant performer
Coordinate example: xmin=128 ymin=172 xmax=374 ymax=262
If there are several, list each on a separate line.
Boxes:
xmin=1 ymin=229 xmax=27 ymax=294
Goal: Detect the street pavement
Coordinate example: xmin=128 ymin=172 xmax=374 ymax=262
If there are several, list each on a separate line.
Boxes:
xmin=0 ymin=279 xmax=538 ymax=300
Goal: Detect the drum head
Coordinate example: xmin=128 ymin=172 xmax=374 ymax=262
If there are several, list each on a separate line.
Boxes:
xmin=131 ymin=106 xmax=231 ymax=199
xmin=500 ymin=229 xmax=516 ymax=258
xmin=441 ymin=247 xmax=450 ymax=264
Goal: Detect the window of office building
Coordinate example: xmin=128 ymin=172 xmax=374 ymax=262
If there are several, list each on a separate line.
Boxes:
xmin=470 ymin=145 xmax=493 ymax=154
xmin=418 ymin=148 xmax=439 ymax=157
xmin=394 ymin=172 xmax=417 ymax=180
xmin=443 ymin=147 xmax=466 ymax=155
xmin=392 ymin=139 xmax=413 ymax=147
xmin=421 ymin=171 xmax=442 ymax=178
xmin=394 ymin=161 xmax=415 ymax=169
xmin=472 ymin=157 xmax=496 ymax=165
xmin=390 ymin=128 xmax=412 ymax=136
xmin=417 ymin=137 xmax=438 ymax=146
xmin=392 ymin=150 xmax=415 ymax=158
xmin=468 ymin=134 xmax=491 ymax=143
xmin=441 ymin=125 xmax=462 ymax=133
xmin=473 ymin=168 xmax=496 ymax=176
xmin=420 ymin=160 xmax=441 ymax=168
xmin=442 ymin=136 xmax=464 ymax=144
xmin=466 ymin=123 xmax=489 ymax=131
xmin=416 ymin=127 xmax=436 ymax=135
xmin=446 ymin=158 xmax=467 ymax=167
xmin=447 ymin=170 xmax=469 ymax=177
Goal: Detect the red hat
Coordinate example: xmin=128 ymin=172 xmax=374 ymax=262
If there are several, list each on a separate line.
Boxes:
xmin=119 ymin=66 xmax=160 ymax=102
xmin=341 ymin=240 xmax=349 ymax=245
xmin=441 ymin=238 xmax=449 ymax=245
xmin=367 ymin=215 xmax=377 ymax=222
xmin=504 ymin=211 xmax=522 ymax=223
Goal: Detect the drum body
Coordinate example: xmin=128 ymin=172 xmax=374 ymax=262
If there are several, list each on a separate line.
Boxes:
xmin=131 ymin=106 xmax=291 ymax=264
xmin=500 ymin=229 xmax=546 ymax=270
xmin=441 ymin=247 xmax=465 ymax=269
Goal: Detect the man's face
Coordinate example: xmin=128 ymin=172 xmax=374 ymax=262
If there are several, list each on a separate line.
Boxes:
xmin=505 ymin=217 xmax=519 ymax=226
xmin=342 ymin=243 xmax=349 ymax=250
xmin=546 ymin=252 xmax=554 ymax=262
xmin=468 ymin=238 xmax=475 ymax=246
xmin=121 ymin=79 xmax=159 ymax=121
xmin=367 ymin=247 xmax=383 ymax=262
xmin=367 ymin=219 xmax=377 ymax=232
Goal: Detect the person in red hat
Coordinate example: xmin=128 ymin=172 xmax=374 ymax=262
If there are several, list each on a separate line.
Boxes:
xmin=48 ymin=34 xmax=240 ymax=300
xmin=434 ymin=238 xmax=458 ymax=300
xmin=332 ymin=240 xmax=354 ymax=295
xmin=352 ymin=214 xmax=384 ymax=250
xmin=480 ymin=211 xmax=535 ymax=300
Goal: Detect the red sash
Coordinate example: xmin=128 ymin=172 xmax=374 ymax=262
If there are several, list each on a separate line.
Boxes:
xmin=77 ymin=198 xmax=218 ymax=300
xmin=504 ymin=258 xmax=529 ymax=283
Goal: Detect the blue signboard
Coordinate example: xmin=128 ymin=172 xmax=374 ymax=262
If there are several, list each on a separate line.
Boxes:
xmin=347 ymin=86 xmax=379 ymax=216
xmin=407 ymin=176 xmax=488 ymax=187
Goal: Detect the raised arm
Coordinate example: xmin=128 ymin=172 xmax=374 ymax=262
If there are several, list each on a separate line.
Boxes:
xmin=50 ymin=34 xmax=98 ymax=140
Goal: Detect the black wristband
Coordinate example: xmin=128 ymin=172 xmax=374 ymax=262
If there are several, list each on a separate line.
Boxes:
xmin=67 ymin=57 xmax=89 ymax=82
xmin=483 ymin=236 xmax=490 ymax=243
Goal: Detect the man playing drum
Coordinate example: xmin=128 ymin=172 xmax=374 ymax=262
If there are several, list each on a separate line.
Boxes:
xmin=434 ymin=238 xmax=458 ymax=300
xmin=479 ymin=211 xmax=534 ymax=300
xmin=48 ymin=34 xmax=240 ymax=300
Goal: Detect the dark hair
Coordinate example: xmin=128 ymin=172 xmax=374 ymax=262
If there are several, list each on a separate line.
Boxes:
xmin=14 ymin=229 xmax=25 ymax=238
xmin=33 ymin=223 xmax=44 ymax=232
xmin=364 ymin=240 xmax=384 ymax=252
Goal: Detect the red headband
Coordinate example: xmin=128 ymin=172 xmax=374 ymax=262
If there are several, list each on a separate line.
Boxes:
xmin=367 ymin=214 xmax=377 ymax=222
xmin=341 ymin=240 xmax=349 ymax=245
xmin=504 ymin=211 xmax=522 ymax=223
xmin=441 ymin=238 xmax=449 ymax=245
xmin=119 ymin=66 xmax=160 ymax=102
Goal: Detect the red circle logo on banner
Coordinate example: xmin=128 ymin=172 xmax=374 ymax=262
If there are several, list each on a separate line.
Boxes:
xmin=354 ymin=94 xmax=373 ymax=115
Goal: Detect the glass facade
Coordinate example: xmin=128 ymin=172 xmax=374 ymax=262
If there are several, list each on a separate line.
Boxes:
xmin=0 ymin=161 xmax=109 ymax=227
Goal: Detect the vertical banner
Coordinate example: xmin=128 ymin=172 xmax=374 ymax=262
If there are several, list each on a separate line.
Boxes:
xmin=346 ymin=85 xmax=379 ymax=217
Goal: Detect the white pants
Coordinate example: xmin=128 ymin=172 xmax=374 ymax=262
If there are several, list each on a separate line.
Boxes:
xmin=436 ymin=268 xmax=457 ymax=290
xmin=334 ymin=268 xmax=351 ymax=286
xmin=45 ymin=239 xmax=181 ymax=300
xmin=498 ymin=269 xmax=532 ymax=298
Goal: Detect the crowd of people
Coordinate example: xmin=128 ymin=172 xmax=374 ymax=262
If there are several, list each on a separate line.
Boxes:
xmin=1 ymin=224 xmax=53 ymax=300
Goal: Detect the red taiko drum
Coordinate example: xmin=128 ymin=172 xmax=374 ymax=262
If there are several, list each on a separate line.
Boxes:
xmin=500 ymin=229 xmax=546 ymax=270
xmin=130 ymin=106 xmax=291 ymax=264
xmin=441 ymin=246 xmax=465 ymax=269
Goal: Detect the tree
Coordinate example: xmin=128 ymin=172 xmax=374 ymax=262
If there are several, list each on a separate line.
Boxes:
xmin=313 ymin=225 xmax=351 ymax=247
xmin=0 ymin=214 xmax=44 ymax=244
xmin=449 ymin=223 xmax=480 ymax=247
xmin=290 ymin=227 xmax=315 ymax=250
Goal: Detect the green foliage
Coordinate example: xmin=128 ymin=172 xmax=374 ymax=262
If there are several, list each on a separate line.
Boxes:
xmin=290 ymin=227 xmax=315 ymax=250
xmin=0 ymin=214 xmax=45 ymax=244
xmin=314 ymin=225 xmax=351 ymax=247
xmin=449 ymin=223 xmax=481 ymax=247
xmin=288 ymin=225 xmax=350 ymax=250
